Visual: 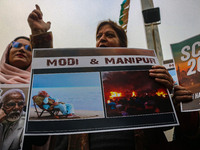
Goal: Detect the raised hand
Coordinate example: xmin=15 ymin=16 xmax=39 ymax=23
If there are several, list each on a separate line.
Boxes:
xmin=28 ymin=4 xmax=51 ymax=35
xmin=149 ymin=65 xmax=174 ymax=91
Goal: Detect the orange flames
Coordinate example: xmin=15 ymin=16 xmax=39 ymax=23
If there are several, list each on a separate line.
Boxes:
xmin=156 ymin=89 xmax=167 ymax=97
xmin=107 ymin=91 xmax=122 ymax=103
xmin=109 ymin=91 xmax=121 ymax=99
xmin=132 ymin=91 xmax=136 ymax=97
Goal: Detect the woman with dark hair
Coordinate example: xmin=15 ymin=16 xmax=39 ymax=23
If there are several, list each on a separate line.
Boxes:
xmin=0 ymin=37 xmax=32 ymax=150
xmin=94 ymin=19 xmax=200 ymax=150
xmin=0 ymin=36 xmax=32 ymax=84
xmin=96 ymin=20 xmax=127 ymax=47
xmin=89 ymin=19 xmax=173 ymax=150
xmin=27 ymin=5 xmax=175 ymax=150
xmin=95 ymin=20 xmax=173 ymax=90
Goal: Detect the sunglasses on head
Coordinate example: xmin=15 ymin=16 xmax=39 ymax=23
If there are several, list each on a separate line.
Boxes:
xmin=6 ymin=101 xmax=24 ymax=107
xmin=11 ymin=41 xmax=32 ymax=52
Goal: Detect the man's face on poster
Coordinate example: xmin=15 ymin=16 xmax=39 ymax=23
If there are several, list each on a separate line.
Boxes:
xmin=3 ymin=92 xmax=24 ymax=122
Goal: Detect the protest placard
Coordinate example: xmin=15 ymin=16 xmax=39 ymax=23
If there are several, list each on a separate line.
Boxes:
xmin=171 ymin=34 xmax=200 ymax=111
xmin=25 ymin=48 xmax=178 ymax=135
xmin=0 ymin=84 xmax=29 ymax=149
xmin=163 ymin=59 xmax=178 ymax=85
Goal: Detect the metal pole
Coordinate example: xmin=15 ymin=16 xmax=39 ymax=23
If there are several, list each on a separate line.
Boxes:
xmin=141 ymin=0 xmax=163 ymax=65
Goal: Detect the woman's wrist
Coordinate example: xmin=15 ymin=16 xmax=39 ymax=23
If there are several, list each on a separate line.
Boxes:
xmin=31 ymin=29 xmax=47 ymax=36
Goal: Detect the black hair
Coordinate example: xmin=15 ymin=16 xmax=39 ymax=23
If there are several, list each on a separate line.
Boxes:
xmin=6 ymin=36 xmax=30 ymax=64
xmin=13 ymin=36 xmax=30 ymax=42
xmin=96 ymin=20 xmax=127 ymax=47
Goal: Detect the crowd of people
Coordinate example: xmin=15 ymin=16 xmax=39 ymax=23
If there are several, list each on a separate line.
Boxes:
xmin=0 ymin=4 xmax=199 ymax=150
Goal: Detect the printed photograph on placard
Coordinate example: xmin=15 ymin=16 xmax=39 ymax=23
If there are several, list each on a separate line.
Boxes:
xmin=0 ymin=84 xmax=29 ymax=150
xmin=163 ymin=59 xmax=179 ymax=85
xmin=26 ymin=47 xmax=178 ymax=135
xmin=171 ymin=34 xmax=200 ymax=111
xmin=102 ymin=70 xmax=173 ymax=117
xmin=28 ymin=72 xmax=105 ymax=120
xmin=168 ymin=69 xmax=178 ymax=85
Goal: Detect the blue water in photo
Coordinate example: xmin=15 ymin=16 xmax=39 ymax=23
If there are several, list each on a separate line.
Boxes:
xmin=30 ymin=72 xmax=105 ymax=111
xmin=168 ymin=69 xmax=178 ymax=84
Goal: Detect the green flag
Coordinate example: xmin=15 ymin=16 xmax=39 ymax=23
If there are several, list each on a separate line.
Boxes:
xmin=119 ymin=0 xmax=130 ymax=32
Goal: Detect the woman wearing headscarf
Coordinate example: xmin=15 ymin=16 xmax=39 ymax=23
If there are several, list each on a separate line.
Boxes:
xmin=0 ymin=30 xmax=49 ymax=150
xmin=0 ymin=36 xmax=32 ymax=150
xmin=0 ymin=36 xmax=31 ymax=84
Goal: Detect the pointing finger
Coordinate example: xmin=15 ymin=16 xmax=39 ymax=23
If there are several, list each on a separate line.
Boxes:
xmin=36 ymin=4 xmax=40 ymax=10
xmin=35 ymin=4 xmax=43 ymax=19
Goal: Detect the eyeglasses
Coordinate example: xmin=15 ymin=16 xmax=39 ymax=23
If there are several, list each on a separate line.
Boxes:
xmin=11 ymin=41 xmax=32 ymax=52
xmin=5 ymin=101 xmax=24 ymax=107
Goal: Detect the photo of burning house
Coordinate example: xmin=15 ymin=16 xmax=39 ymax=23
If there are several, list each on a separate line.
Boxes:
xmin=102 ymin=70 xmax=173 ymax=117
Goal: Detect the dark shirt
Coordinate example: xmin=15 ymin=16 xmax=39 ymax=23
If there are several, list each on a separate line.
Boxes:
xmin=89 ymin=130 xmax=135 ymax=150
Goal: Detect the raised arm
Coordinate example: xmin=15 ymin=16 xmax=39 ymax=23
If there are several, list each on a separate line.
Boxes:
xmin=28 ymin=4 xmax=53 ymax=48
xmin=28 ymin=4 xmax=51 ymax=35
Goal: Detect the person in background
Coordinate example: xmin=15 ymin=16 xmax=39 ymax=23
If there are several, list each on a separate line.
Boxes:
xmin=27 ymin=4 xmax=176 ymax=150
xmin=171 ymin=85 xmax=200 ymax=150
xmin=90 ymin=19 xmax=173 ymax=150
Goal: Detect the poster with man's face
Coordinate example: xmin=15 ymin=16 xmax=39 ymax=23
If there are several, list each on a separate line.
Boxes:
xmin=0 ymin=84 xmax=29 ymax=150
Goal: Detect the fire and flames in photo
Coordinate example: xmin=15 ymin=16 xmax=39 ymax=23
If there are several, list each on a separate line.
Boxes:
xmin=102 ymin=70 xmax=173 ymax=117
